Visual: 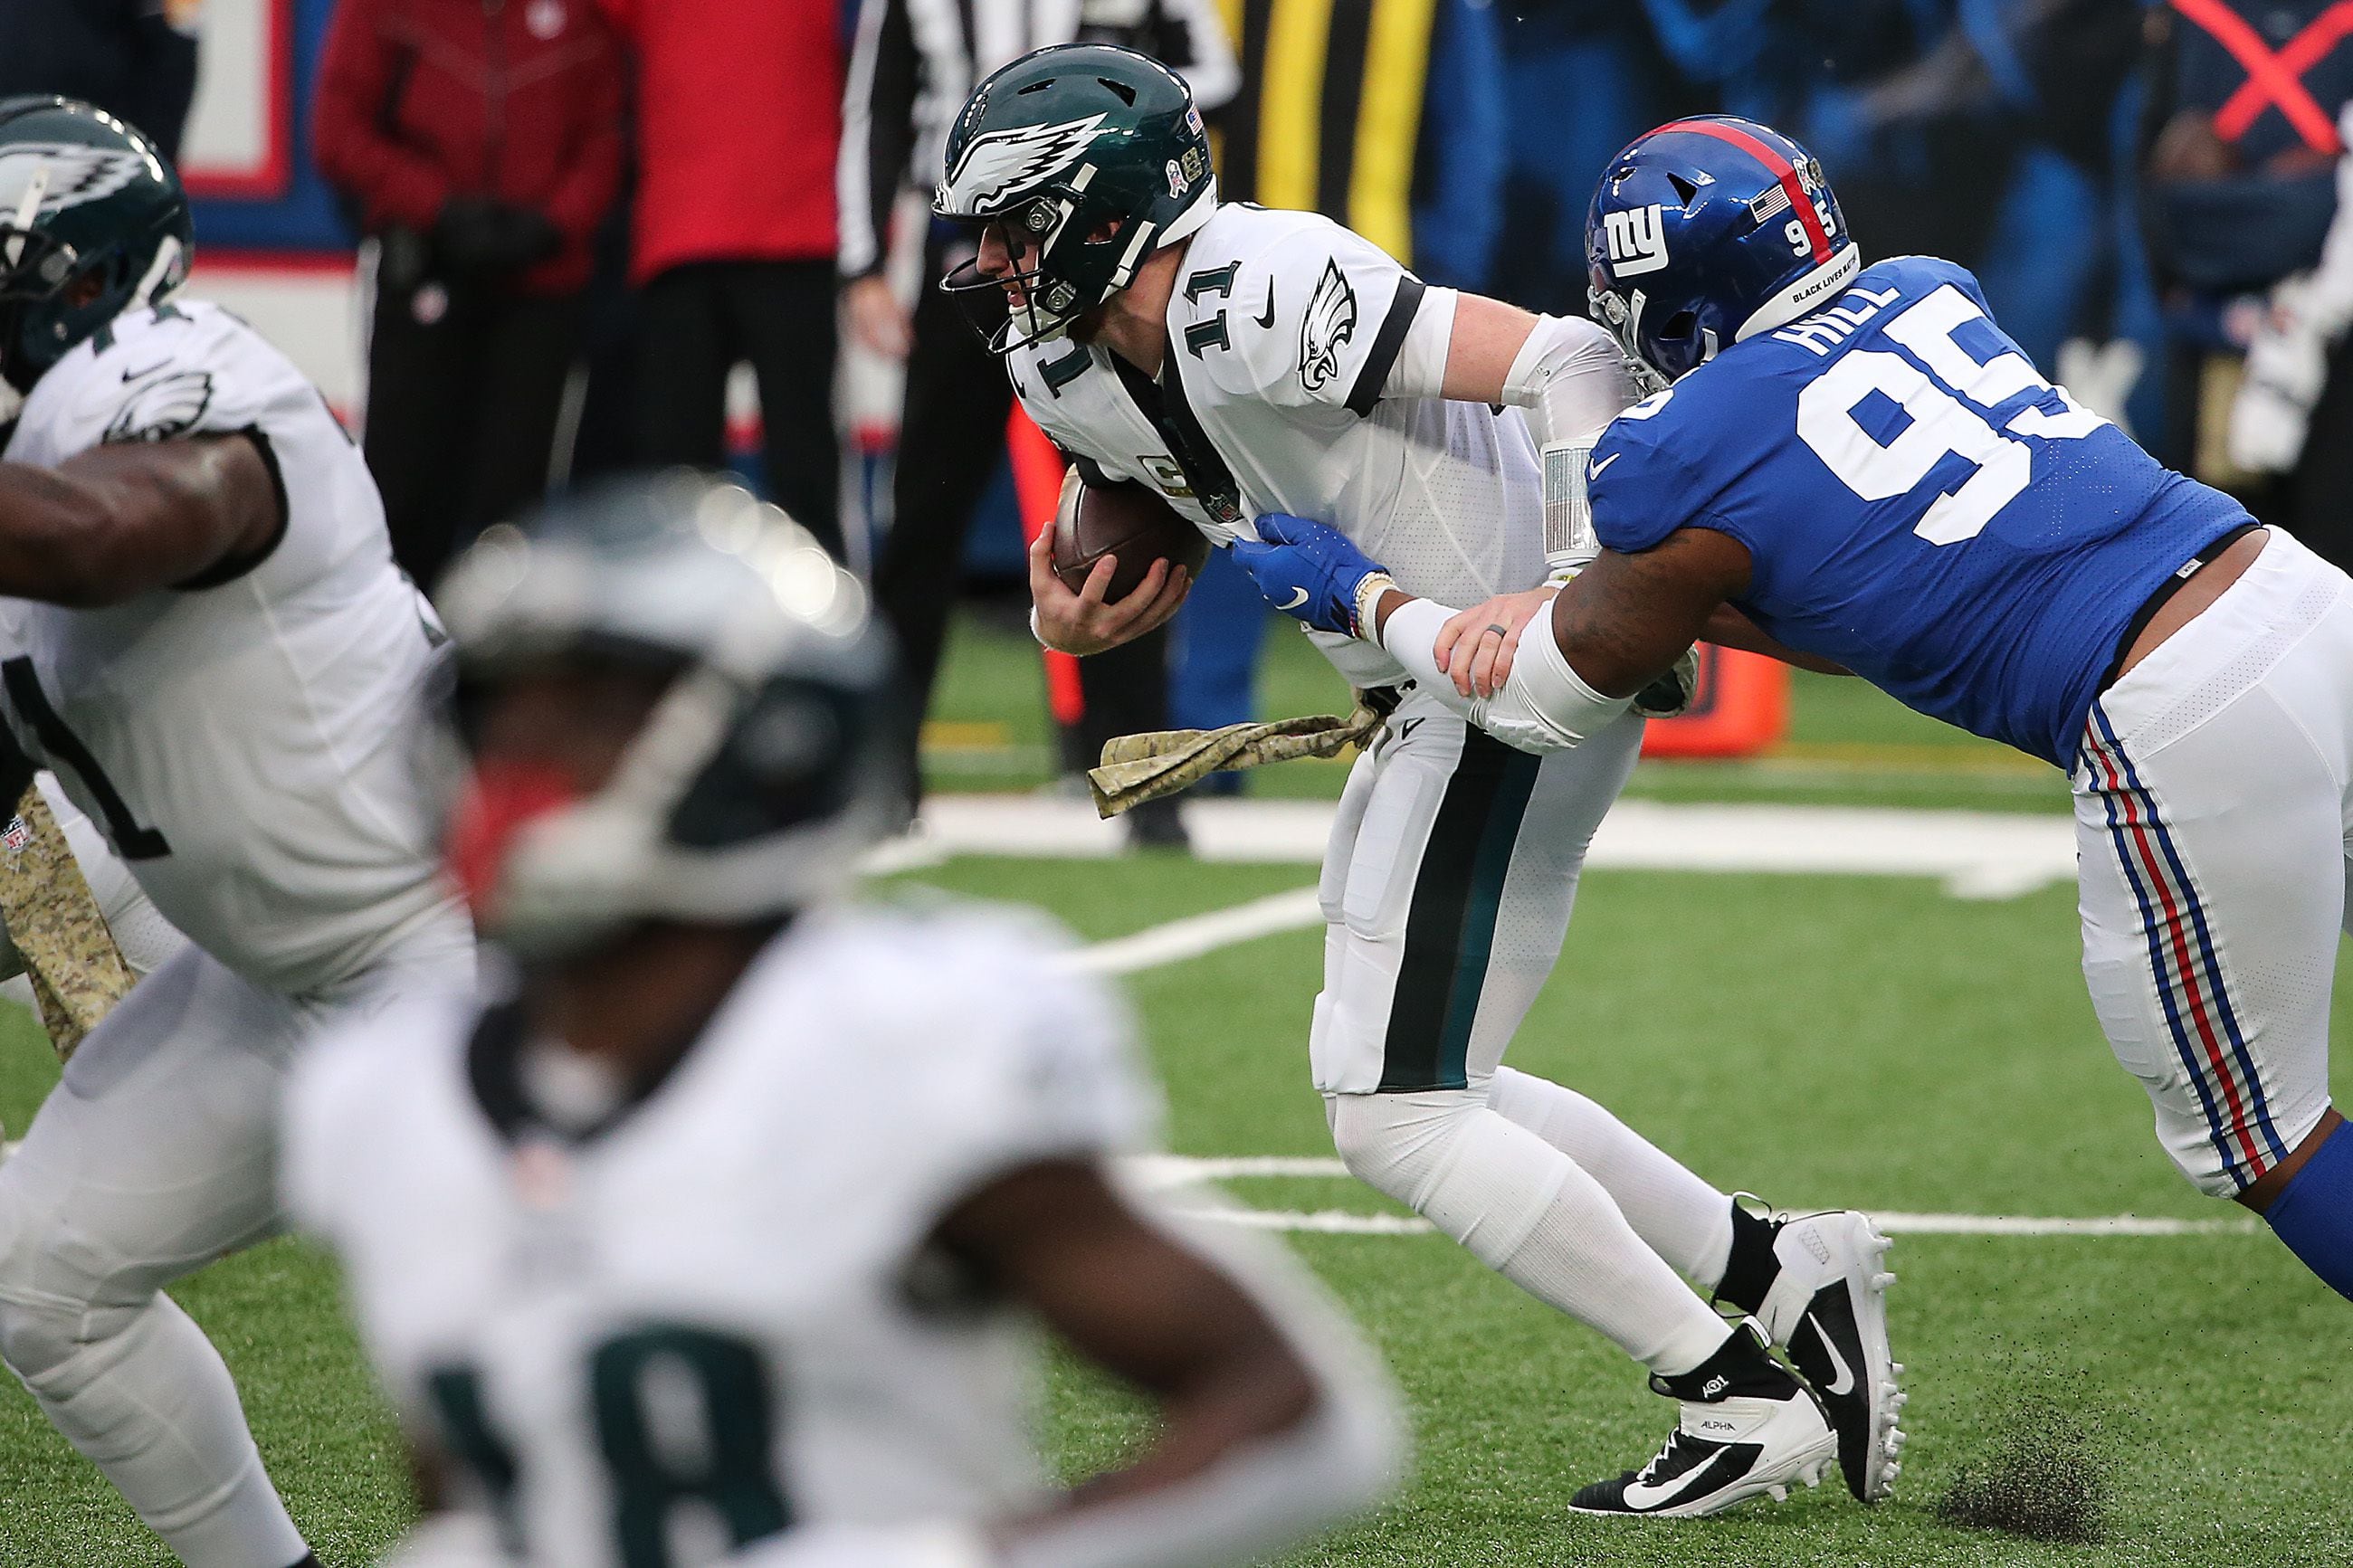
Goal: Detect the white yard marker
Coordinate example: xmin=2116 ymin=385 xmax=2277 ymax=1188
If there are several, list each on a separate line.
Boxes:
xmin=1067 ymin=888 xmax=1323 ymax=975
xmin=1130 ymin=1155 xmax=2262 ymax=1238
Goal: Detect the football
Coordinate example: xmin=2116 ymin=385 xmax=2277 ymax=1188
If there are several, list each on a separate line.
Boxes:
xmin=1051 ymin=474 xmax=1210 ymax=603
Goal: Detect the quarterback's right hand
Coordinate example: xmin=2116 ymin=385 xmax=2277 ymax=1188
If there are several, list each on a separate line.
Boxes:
xmin=1027 ymin=526 xmax=1191 ymax=655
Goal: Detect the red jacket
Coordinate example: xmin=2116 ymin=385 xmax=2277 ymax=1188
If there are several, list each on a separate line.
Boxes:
xmin=313 ymin=0 xmax=625 ymax=295
xmin=597 ymin=0 xmax=841 ymax=280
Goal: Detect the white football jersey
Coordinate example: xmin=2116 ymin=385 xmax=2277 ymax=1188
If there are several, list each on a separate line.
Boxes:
xmin=284 ymin=902 xmax=1157 ymax=1568
xmin=0 ymin=300 xmax=461 ymax=996
xmin=1009 ymin=204 xmax=1547 ymax=687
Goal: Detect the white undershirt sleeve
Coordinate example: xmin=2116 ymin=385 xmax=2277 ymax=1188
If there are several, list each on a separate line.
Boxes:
xmin=1372 ymin=285 xmax=1458 ymax=401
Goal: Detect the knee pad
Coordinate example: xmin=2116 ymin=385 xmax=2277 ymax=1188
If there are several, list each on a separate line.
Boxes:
xmin=1325 ymin=1089 xmax=1483 ymax=1206
xmin=0 ymin=1197 xmax=120 ymax=1391
xmin=0 ymin=1278 xmax=88 ymax=1389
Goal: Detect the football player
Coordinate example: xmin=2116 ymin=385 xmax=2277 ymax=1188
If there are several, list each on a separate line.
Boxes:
xmin=282 ymin=472 xmax=1406 ymax=1568
xmin=1237 ymin=116 xmax=2353 ymax=1305
xmin=931 ymin=45 xmax=1905 ymax=1518
xmin=0 ymin=98 xmax=474 ymax=1566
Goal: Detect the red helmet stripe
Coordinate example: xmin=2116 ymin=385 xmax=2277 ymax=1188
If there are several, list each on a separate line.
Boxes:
xmin=1654 ymin=118 xmax=1832 ymax=263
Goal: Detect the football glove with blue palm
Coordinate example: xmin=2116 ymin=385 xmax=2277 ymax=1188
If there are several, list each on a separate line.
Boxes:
xmin=1230 ymin=514 xmax=1387 ymax=637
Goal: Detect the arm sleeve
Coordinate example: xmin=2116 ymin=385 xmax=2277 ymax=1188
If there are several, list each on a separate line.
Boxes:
xmin=310 ymin=0 xmax=455 ymax=232
xmin=537 ymin=26 xmax=627 ymax=244
xmin=838 ymin=0 xmax=922 ymax=279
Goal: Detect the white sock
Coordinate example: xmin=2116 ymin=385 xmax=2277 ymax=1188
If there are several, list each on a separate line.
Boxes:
xmin=1327 ymin=1090 xmax=1731 ymax=1376
xmin=1490 ymin=1066 xmax=1736 ymax=1294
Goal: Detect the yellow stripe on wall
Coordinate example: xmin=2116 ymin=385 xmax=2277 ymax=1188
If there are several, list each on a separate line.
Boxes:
xmin=1349 ymin=0 xmax=1435 ymax=263
xmin=1259 ymin=0 xmax=1336 ymax=212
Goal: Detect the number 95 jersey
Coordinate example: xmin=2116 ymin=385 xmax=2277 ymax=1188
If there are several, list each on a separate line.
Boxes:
xmin=0 ymin=300 xmax=459 ymax=996
xmin=283 ymin=903 xmax=1158 ymax=1567
xmin=1586 ymin=256 xmax=2251 ymax=767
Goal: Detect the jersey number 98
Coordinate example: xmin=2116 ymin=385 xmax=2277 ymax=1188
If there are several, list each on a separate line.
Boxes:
xmin=1796 ymin=285 xmax=2106 ymax=546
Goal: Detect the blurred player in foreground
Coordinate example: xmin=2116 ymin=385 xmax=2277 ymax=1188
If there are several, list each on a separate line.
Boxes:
xmin=1236 ymin=115 xmax=2353 ymax=1304
xmin=282 ymin=473 xmax=1405 ymax=1568
xmin=0 ymin=97 xmax=474 ymax=1565
xmin=935 ymin=43 xmax=1905 ymax=1520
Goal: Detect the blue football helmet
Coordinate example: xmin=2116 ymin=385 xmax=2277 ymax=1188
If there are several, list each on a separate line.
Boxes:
xmin=1585 ymin=116 xmax=1859 ymax=386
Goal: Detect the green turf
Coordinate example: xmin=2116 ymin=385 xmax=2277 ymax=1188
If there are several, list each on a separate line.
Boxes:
xmin=3 ymin=861 xmax=2344 ymax=1565
xmin=0 ymin=633 xmax=2344 ymax=1565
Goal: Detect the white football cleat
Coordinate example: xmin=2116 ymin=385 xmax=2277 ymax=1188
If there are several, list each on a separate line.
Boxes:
xmin=1752 ymin=1209 xmax=1904 ymax=1503
xmin=1568 ymin=1320 xmax=1839 ymax=1519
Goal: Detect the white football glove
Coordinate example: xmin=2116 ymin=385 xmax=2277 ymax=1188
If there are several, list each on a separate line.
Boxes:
xmin=2230 ymin=273 xmax=2331 ymax=475
xmin=1633 ymin=644 xmax=1701 ymax=720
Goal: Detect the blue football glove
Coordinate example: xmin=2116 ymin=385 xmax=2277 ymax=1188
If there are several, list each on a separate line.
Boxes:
xmin=1229 ymin=513 xmax=1386 ymax=636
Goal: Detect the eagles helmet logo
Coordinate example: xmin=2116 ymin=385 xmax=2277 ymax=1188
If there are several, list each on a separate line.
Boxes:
xmin=1299 ymin=261 xmax=1357 ymax=393
xmin=0 ymin=144 xmax=147 ymax=219
xmin=938 ymin=113 xmax=1110 ymax=216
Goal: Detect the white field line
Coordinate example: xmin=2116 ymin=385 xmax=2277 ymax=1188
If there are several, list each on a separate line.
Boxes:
xmin=1130 ymin=1155 xmax=2262 ymax=1238
xmin=870 ymin=794 xmax=2079 ymax=901
xmin=1068 ymin=888 xmax=1324 ymax=975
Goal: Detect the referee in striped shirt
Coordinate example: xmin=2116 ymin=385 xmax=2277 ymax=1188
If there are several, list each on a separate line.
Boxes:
xmin=840 ymin=0 xmax=1236 ymax=827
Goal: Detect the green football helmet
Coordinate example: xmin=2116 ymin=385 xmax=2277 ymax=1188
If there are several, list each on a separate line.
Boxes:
xmin=934 ymin=43 xmax=1215 ymax=352
xmin=0 ymin=97 xmax=192 ymax=396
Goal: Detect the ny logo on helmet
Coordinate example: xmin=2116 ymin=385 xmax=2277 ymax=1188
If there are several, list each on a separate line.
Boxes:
xmin=0 ymin=145 xmax=146 ymax=218
xmin=938 ymin=114 xmax=1110 ymax=216
xmin=1604 ymin=204 xmax=1670 ymax=279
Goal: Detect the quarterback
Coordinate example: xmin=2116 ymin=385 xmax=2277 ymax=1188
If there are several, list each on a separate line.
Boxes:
xmin=1241 ymin=116 xmax=2353 ymax=1303
xmin=0 ymin=98 xmax=472 ymax=1567
xmin=285 ymin=474 xmax=1405 ymax=1568
xmin=934 ymin=44 xmax=1905 ymax=1518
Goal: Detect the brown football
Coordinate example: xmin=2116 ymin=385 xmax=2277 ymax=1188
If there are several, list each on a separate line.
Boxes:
xmin=1052 ymin=477 xmax=1210 ymax=603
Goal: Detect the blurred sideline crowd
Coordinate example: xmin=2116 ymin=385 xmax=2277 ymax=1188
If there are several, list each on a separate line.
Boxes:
xmin=14 ymin=0 xmax=2353 ymax=809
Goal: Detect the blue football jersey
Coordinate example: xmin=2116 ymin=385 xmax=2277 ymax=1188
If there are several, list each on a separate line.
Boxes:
xmin=1586 ymin=255 xmax=2251 ymax=767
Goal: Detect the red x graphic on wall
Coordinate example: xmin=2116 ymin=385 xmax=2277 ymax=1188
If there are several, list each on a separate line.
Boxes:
xmin=2171 ymin=0 xmax=2353 ymax=154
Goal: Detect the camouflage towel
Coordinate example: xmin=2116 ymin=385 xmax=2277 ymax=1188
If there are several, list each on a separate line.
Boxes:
xmin=1089 ymin=704 xmax=1385 ymax=818
xmin=0 ymin=785 xmax=135 ymax=1060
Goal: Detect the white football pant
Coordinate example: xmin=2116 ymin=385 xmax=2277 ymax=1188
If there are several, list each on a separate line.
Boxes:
xmin=1311 ymin=687 xmax=1739 ymax=1375
xmin=2075 ymin=526 xmax=2348 ymax=1196
xmin=0 ymin=917 xmax=472 ymax=1568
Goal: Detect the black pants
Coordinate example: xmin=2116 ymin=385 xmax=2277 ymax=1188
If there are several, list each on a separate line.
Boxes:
xmin=2283 ymin=334 xmax=2353 ymax=573
xmin=873 ymin=261 xmax=1170 ymax=805
xmin=365 ymin=276 xmax=581 ymax=590
xmin=634 ymin=258 xmax=841 ymax=556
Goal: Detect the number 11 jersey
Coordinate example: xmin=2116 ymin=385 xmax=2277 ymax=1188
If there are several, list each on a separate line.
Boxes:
xmin=1586 ymin=255 xmax=2248 ymax=766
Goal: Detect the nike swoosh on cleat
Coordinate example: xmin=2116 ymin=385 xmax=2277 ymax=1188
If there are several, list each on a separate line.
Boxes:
xmin=1277 ymin=587 xmax=1309 ymax=610
xmin=1621 ymin=1447 xmax=1739 ymax=1512
xmin=1812 ymin=1323 xmax=1857 ymax=1397
xmin=1254 ymin=280 xmax=1275 ymax=329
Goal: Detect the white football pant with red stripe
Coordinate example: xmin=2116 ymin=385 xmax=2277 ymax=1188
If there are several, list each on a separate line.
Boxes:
xmin=2074 ymin=527 xmax=2349 ymax=1197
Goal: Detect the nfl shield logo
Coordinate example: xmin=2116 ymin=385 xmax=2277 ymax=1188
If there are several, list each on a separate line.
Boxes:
xmin=4 ymin=816 xmax=30 ymax=854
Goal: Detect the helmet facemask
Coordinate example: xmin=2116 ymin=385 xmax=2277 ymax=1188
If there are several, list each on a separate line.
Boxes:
xmin=931 ymin=44 xmax=1219 ymax=356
